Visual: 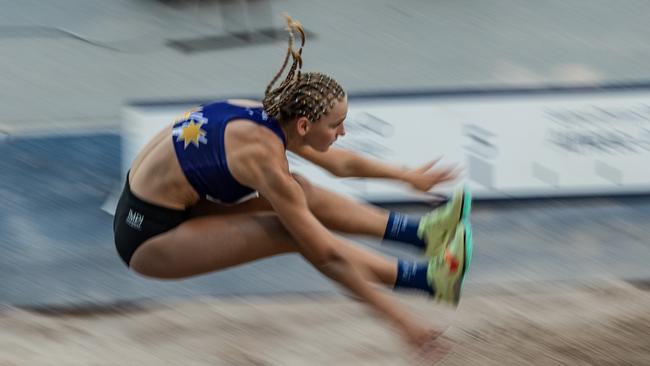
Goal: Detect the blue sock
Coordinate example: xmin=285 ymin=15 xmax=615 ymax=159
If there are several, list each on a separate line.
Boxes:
xmin=394 ymin=259 xmax=434 ymax=295
xmin=383 ymin=212 xmax=425 ymax=248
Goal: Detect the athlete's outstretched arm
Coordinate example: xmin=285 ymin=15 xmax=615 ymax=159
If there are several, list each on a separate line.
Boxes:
xmin=293 ymin=145 xmax=460 ymax=192
xmin=236 ymin=143 xmax=438 ymax=348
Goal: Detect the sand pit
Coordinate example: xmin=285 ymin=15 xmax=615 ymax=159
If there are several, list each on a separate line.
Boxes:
xmin=1 ymin=280 xmax=648 ymax=365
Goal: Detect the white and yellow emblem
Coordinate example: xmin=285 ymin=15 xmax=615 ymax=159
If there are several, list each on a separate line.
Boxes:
xmin=172 ymin=112 xmax=208 ymax=149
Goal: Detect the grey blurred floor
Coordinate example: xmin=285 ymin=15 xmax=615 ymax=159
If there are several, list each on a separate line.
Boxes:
xmin=0 ymin=133 xmax=649 ymax=308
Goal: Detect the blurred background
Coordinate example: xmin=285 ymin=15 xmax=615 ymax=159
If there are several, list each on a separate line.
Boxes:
xmin=1 ymin=1 xmax=649 ymax=365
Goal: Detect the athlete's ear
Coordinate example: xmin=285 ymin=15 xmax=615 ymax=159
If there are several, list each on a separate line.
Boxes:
xmin=296 ymin=116 xmax=311 ymax=137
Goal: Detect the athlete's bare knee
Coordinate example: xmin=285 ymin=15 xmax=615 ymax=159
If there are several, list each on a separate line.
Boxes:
xmin=291 ymin=173 xmax=311 ymax=190
xmin=291 ymin=173 xmax=320 ymax=206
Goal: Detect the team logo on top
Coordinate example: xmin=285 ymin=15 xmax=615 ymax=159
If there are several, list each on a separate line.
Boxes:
xmin=173 ymin=111 xmax=208 ymax=149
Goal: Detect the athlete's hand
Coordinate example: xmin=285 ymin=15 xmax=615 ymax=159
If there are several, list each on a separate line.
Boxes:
xmin=400 ymin=320 xmax=443 ymax=349
xmin=400 ymin=320 xmax=451 ymax=362
xmin=402 ymin=158 xmax=460 ymax=192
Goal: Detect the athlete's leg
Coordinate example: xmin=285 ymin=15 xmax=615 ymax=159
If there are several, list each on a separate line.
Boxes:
xmin=292 ymin=174 xmax=390 ymax=237
xmin=189 ymin=174 xmax=465 ymax=257
xmin=290 ymin=175 xmax=468 ymax=297
xmin=150 ymin=182 xmax=445 ymax=294
xmin=189 ymin=175 xmax=389 ymax=237
xmin=189 ymin=195 xmax=274 ymax=217
xmin=129 ymin=211 xmax=398 ymax=286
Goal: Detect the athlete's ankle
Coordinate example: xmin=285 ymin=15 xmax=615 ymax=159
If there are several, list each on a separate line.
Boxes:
xmin=393 ymin=259 xmax=434 ymax=295
xmin=383 ymin=212 xmax=426 ymax=248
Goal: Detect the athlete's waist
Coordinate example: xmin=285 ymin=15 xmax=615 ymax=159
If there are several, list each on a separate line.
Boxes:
xmin=127 ymin=171 xmax=196 ymax=211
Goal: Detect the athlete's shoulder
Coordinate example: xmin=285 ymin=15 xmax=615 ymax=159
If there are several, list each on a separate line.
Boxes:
xmin=225 ymin=99 xmax=264 ymax=108
xmin=228 ymin=119 xmax=285 ymax=153
xmin=226 ymin=121 xmax=288 ymax=188
xmin=200 ymin=99 xmax=263 ymax=111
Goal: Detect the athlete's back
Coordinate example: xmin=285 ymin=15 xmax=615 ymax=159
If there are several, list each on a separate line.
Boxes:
xmin=128 ymin=99 xmax=283 ymax=210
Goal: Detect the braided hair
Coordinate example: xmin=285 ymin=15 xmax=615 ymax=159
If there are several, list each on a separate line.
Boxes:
xmin=263 ymin=14 xmax=346 ymax=124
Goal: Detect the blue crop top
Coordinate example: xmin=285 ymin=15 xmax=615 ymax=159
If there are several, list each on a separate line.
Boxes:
xmin=171 ymin=101 xmax=286 ymax=204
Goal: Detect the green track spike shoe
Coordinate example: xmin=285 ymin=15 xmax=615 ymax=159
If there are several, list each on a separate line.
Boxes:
xmin=427 ymin=221 xmax=473 ymax=306
xmin=418 ymin=187 xmax=472 ymax=258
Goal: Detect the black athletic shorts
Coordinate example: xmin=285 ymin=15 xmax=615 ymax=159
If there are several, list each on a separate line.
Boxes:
xmin=113 ymin=174 xmax=190 ymax=266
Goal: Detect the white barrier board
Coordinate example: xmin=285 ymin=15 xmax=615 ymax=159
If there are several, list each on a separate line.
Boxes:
xmin=123 ymin=87 xmax=650 ymax=201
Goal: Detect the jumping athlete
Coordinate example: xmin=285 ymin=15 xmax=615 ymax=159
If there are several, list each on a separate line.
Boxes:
xmin=113 ymin=15 xmax=473 ymax=351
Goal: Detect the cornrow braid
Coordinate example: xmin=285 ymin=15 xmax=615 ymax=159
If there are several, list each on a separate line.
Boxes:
xmin=263 ymin=14 xmax=305 ymax=118
xmin=263 ymin=15 xmax=346 ymax=124
xmin=276 ymin=72 xmax=345 ymax=123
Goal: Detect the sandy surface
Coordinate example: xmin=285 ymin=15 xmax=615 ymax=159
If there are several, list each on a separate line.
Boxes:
xmin=1 ymin=280 xmax=648 ymax=366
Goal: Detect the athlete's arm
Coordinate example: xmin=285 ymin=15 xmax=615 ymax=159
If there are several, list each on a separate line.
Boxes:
xmin=293 ymin=145 xmax=459 ymax=192
xmin=235 ymin=141 xmax=424 ymax=341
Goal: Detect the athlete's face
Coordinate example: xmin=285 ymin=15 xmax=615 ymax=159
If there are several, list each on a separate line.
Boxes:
xmin=305 ymin=97 xmax=347 ymax=152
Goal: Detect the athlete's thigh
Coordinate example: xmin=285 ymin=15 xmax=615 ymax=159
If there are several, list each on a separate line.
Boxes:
xmin=189 ymin=196 xmax=273 ymax=217
xmin=129 ymin=212 xmax=295 ymax=279
xmin=188 ymin=174 xmax=312 ymax=218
